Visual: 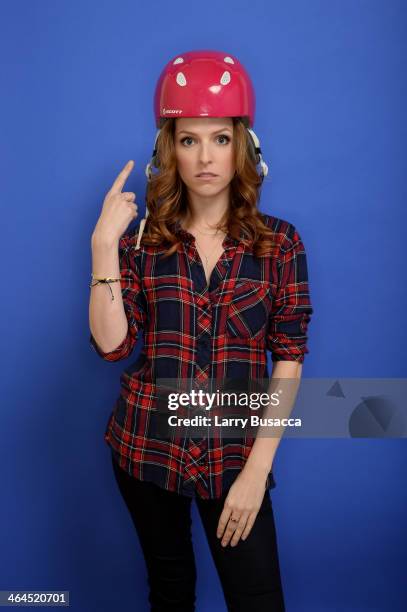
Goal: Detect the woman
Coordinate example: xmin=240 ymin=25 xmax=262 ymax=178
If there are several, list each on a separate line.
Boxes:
xmin=89 ymin=50 xmax=313 ymax=612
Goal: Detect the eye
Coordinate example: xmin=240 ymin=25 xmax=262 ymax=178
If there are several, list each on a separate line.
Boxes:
xmin=179 ymin=134 xmax=231 ymax=147
xmin=217 ymin=134 xmax=231 ymax=145
xmin=179 ymin=136 xmax=194 ymax=147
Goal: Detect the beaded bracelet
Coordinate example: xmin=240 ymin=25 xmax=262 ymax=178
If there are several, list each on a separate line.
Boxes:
xmin=89 ymin=274 xmax=121 ymax=302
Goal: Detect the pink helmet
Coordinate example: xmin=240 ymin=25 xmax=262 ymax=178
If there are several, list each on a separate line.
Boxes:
xmin=153 ymin=49 xmax=256 ymax=128
xmin=136 ymin=49 xmax=269 ymax=249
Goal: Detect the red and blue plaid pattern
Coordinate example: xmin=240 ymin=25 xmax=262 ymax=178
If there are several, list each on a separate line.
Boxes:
xmin=90 ymin=213 xmax=313 ymax=499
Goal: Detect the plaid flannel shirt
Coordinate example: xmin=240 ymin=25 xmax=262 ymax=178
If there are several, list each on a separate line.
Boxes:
xmin=90 ymin=213 xmax=313 ymax=499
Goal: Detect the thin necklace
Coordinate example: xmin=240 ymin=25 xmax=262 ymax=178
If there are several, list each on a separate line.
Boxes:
xmin=194 ymin=232 xmax=224 ymax=270
xmin=179 ymin=222 xmax=226 ymax=269
xmin=189 ymin=226 xmax=221 ymax=236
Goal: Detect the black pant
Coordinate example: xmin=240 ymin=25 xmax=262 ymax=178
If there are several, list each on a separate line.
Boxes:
xmin=111 ymin=452 xmax=285 ymax=612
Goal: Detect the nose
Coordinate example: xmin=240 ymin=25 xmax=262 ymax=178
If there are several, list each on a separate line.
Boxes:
xmin=198 ymin=142 xmax=213 ymax=165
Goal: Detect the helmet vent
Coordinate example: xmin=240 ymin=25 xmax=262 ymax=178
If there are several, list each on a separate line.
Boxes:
xmin=220 ymin=71 xmax=231 ymax=85
xmin=176 ymin=72 xmax=187 ymax=86
xmin=223 ymin=56 xmax=234 ymax=64
xmin=173 ymin=57 xmax=184 ymax=65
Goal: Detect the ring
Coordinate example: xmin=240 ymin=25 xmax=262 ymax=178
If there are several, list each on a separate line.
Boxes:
xmin=229 ymin=517 xmax=239 ymax=522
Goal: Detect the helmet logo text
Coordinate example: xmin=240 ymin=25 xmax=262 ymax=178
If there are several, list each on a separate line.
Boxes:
xmin=162 ymin=108 xmax=183 ymax=115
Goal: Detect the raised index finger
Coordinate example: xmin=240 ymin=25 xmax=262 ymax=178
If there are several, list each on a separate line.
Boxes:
xmin=110 ymin=160 xmax=134 ymax=194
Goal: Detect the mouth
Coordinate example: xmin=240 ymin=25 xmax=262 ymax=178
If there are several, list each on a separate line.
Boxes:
xmin=195 ymin=173 xmax=218 ymax=178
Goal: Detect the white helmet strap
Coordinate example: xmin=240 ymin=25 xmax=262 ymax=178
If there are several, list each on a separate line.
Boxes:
xmin=246 ymin=127 xmax=269 ymax=178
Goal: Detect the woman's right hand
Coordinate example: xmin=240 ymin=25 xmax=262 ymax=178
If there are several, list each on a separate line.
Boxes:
xmin=92 ymin=160 xmax=139 ymax=247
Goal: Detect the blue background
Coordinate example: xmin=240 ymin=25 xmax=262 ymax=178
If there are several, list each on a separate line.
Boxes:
xmin=1 ymin=0 xmax=406 ymax=610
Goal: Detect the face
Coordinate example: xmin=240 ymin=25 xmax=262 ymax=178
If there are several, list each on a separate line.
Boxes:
xmin=174 ymin=117 xmax=235 ymax=196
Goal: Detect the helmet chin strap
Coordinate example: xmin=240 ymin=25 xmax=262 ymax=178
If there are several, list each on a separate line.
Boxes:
xmin=144 ymin=129 xmax=161 ymax=181
xmin=134 ymin=130 xmax=161 ymax=249
xmin=136 ymin=125 xmax=269 ymax=250
xmin=246 ymin=127 xmax=269 ymax=179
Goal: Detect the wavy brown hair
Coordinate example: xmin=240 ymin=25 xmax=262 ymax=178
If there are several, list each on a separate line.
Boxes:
xmin=139 ymin=117 xmax=279 ymax=258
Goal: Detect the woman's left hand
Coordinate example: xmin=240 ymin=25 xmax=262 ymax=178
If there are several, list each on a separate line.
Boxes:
xmin=216 ymin=466 xmax=268 ymax=547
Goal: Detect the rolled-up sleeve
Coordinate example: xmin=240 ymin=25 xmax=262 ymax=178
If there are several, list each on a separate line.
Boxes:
xmin=89 ymin=233 xmax=146 ymax=362
xmin=266 ymin=224 xmax=313 ymax=363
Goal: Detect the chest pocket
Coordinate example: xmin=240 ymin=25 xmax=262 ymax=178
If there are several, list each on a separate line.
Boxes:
xmin=226 ymin=280 xmax=272 ymax=340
